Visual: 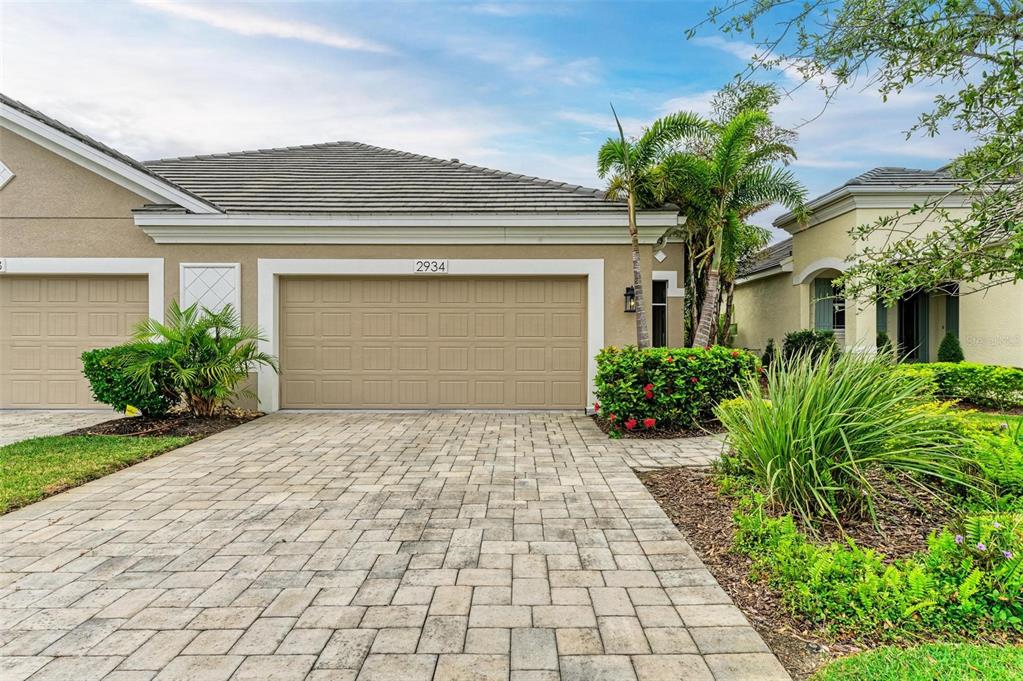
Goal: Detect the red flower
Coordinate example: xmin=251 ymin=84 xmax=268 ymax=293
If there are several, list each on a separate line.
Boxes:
xmin=608 ymin=413 xmax=617 ymax=422
xmin=593 ymin=401 xmax=600 ymax=412
xmin=643 ymin=417 xmax=656 ymax=429
xmin=666 ymin=356 xmax=675 ymax=363
xmin=691 ymin=377 xmax=698 ymax=384
xmin=644 ymin=391 xmax=654 ymax=400
xmin=643 ymin=383 xmax=653 ymax=392
xmin=625 ymin=417 xmax=638 ymax=430
xmin=731 ymin=350 xmax=740 ymax=357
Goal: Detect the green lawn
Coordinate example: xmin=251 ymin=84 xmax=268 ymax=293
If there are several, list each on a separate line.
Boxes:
xmin=0 ymin=435 xmax=193 ymax=513
xmin=813 ymin=643 xmax=1023 ymax=681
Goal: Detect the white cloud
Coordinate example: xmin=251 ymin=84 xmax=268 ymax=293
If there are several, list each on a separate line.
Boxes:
xmin=442 ymin=35 xmax=600 ymax=86
xmin=0 ymin=5 xmax=512 ymax=164
xmin=555 ymin=110 xmax=648 ymax=138
xmin=133 ymin=0 xmax=392 ymax=54
xmin=470 ymin=3 xmax=565 ymax=17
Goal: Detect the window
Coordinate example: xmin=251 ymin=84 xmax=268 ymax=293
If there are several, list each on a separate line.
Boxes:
xmin=813 ymin=278 xmax=845 ymax=331
xmin=652 ymin=280 xmax=668 ymax=347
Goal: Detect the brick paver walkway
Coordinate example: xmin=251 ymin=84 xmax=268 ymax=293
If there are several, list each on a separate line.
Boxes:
xmin=0 ymin=411 xmax=788 ymax=680
xmin=0 ymin=410 xmax=117 ymax=447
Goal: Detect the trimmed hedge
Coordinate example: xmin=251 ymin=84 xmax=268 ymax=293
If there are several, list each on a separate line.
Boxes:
xmin=81 ymin=346 xmax=176 ymax=416
xmin=897 ymin=362 xmax=1023 ymax=409
xmin=594 ymin=345 xmax=758 ymax=433
xmin=782 ymin=329 xmax=837 ymax=363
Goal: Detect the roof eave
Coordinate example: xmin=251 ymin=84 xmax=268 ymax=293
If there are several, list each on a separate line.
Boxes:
xmin=774 ymin=184 xmax=972 ymax=232
xmin=0 ymin=99 xmax=222 ymax=215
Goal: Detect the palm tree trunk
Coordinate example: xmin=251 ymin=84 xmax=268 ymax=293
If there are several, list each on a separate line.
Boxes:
xmin=692 ymin=268 xmax=720 ymax=348
xmin=721 ymin=278 xmax=736 ymax=346
xmin=628 ymin=194 xmax=651 ymax=349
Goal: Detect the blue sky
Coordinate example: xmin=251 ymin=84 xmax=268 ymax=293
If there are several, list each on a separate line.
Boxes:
xmin=1 ymin=0 xmax=970 ymax=235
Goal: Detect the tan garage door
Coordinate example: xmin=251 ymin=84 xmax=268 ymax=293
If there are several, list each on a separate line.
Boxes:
xmin=0 ymin=276 xmax=148 ymax=408
xmin=280 ymin=276 xmax=587 ymax=409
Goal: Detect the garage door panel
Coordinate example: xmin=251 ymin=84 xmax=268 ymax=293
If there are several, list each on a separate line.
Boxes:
xmin=1 ymin=275 xmax=147 ymax=408
xmin=279 ymin=276 xmax=586 ymax=409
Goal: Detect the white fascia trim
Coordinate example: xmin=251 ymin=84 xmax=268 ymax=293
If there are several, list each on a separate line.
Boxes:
xmin=776 ymin=187 xmax=975 ymax=232
xmin=179 ymin=262 xmax=242 ymax=313
xmin=0 ymin=257 xmax=164 ymax=321
xmin=256 ymin=258 xmax=604 ymax=413
xmin=652 ymin=270 xmax=684 ymax=297
xmin=793 ymin=257 xmax=848 ymax=285
xmin=134 ymin=212 xmax=680 ymax=244
xmin=1 ymin=103 xmax=219 ymax=215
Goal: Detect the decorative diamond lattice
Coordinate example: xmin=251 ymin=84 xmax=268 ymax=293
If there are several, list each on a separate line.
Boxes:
xmin=182 ymin=266 xmax=237 ymax=312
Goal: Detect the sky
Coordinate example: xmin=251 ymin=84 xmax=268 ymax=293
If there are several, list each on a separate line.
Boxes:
xmin=0 ymin=0 xmax=972 ymax=237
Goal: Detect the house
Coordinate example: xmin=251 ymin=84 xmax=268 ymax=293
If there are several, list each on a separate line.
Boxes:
xmin=0 ymin=94 xmax=688 ymax=411
xmin=733 ymin=167 xmax=1023 ymax=366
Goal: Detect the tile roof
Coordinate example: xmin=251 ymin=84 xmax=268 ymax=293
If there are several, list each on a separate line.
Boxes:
xmin=740 ymin=237 xmax=792 ymax=277
xmin=144 ymin=142 xmax=625 ymax=214
xmin=0 ymin=93 xmax=220 ymax=212
xmin=844 ymin=166 xmax=956 ymax=187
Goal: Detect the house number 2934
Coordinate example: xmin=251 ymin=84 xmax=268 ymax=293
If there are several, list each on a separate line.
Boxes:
xmin=413 ymin=260 xmax=448 ymax=273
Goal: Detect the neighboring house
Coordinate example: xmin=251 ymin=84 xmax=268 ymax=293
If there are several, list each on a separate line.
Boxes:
xmin=0 ymin=94 xmax=687 ymax=411
xmin=734 ymin=167 xmax=1023 ymax=366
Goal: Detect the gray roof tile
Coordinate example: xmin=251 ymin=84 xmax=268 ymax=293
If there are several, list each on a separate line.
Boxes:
xmin=740 ymin=238 xmax=792 ymax=277
xmin=144 ymin=141 xmax=625 ymax=214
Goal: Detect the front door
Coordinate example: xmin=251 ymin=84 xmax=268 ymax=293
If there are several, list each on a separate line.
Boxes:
xmin=897 ymin=291 xmax=929 ymax=362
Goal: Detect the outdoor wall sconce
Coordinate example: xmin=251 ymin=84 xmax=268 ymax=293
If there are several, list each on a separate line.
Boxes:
xmin=624 ymin=286 xmax=637 ymax=313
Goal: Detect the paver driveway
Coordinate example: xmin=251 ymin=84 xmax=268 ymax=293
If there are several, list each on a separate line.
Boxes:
xmin=0 ymin=411 xmax=788 ymax=681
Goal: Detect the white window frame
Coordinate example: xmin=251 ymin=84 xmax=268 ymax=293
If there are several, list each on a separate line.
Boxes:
xmin=0 ymin=257 xmax=164 ymax=321
xmin=256 ymin=258 xmax=605 ymax=413
xmin=179 ymin=262 xmax=241 ymax=314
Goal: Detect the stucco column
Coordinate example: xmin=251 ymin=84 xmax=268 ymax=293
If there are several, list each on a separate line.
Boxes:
xmin=798 ymin=281 xmax=812 ymax=329
xmin=847 ymin=295 xmax=878 ymax=354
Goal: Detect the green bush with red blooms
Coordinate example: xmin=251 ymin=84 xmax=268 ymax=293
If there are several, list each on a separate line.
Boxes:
xmin=594 ymin=345 xmax=759 ymax=434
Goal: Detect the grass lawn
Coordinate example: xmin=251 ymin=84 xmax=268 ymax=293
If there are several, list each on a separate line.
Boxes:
xmin=0 ymin=435 xmax=193 ymax=513
xmin=813 ymin=643 xmax=1023 ymax=681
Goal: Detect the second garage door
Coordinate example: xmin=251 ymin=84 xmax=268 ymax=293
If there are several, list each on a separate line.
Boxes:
xmin=0 ymin=275 xmax=149 ymax=408
xmin=279 ymin=276 xmax=587 ymax=409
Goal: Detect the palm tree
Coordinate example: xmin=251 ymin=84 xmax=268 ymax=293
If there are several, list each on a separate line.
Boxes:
xmin=656 ymin=110 xmax=807 ymax=347
xmin=598 ymin=108 xmax=708 ymax=348
xmin=120 ymin=301 xmax=278 ymax=417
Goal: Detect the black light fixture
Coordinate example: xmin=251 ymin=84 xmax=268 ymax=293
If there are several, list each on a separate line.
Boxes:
xmin=624 ymin=286 xmax=637 ymax=313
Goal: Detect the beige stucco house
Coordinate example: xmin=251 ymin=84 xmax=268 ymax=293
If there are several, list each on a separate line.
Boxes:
xmin=733 ymin=168 xmax=1022 ymax=366
xmin=0 ymin=94 xmax=689 ymax=411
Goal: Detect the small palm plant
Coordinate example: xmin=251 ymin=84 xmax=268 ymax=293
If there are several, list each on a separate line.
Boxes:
xmin=120 ymin=301 xmax=278 ymax=417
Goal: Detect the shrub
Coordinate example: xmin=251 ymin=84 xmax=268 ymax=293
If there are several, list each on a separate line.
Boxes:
xmin=119 ymin=301 xmax=278 ymax=417
xmin=594 ymin=345 xmax=757 ymax=434
xmin=938 ymin=332 xmax=966 ymax=362
xmin=761 ymin=338 xmax=776 ymax=368
xmin=782 ymin=329 xmax=837 ymax=363
xmin=876 ymin=331 xmax=893 ymax=355
xmin=734 ymin=497 xmax=1023 ymax=638
xmin=897 ymin=362 xmax=1023 ymax=409
xmin=715 ymin=351 xmax=975 ymax=526
xmin=81 ymin=346 xmax=176 ymax=416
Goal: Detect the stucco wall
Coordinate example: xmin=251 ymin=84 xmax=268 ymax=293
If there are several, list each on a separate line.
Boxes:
xmin=960 ymin=280 xmax=1023 ymax=366
xmin=733 ymin=271 xmax=799 ymax=355
xmin=736 ymin=202 xmax=1022 ymax=366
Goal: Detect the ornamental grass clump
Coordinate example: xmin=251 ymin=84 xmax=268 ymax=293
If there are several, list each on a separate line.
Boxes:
xmin=716 ymin=350 xmax=976 ymax=527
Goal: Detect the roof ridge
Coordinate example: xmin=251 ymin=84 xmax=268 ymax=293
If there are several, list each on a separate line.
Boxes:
xmin=143 ymin=140 xmax=354 ymax=164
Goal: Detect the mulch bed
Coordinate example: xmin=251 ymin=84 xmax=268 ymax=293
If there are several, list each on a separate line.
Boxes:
xmin=66 ymin=410 xmax=261 ymax=438
xmin=639 ymin=467 xmax=960 ymax=679
xmin=591 ymin=414 xmax=726 ymax=439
